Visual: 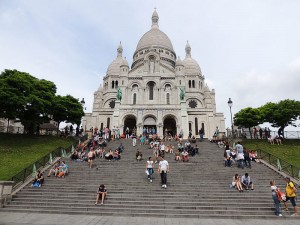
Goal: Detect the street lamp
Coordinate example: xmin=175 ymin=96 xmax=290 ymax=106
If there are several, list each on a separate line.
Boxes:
xmin=227 ymin=98 xmax=234 ymax=138
xmin=80 ymin=98 xmax=86 ymax=110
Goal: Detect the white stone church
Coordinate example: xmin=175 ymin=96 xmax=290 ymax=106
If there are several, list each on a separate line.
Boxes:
xmin=83 ymin=10 xmax=225 ymax=139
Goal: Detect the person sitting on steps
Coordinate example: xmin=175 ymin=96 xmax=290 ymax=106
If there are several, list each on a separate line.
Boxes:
xmin=95 ymin=184 xmax=107 ymax=205
xmin=232 ymin=173 xmax=243 ymax=192
xmin=32 ymin=170 xmax=44 ymax=187
xmin=57 ymin=161 xmax=68 ymax=178
xmin=136 ymin=150 xmax=143 ymax=161
xmin=175 ymin=149 xmax=181 ymax=161
xmin=241 ymin=173 xmax=254 ymax=190
xmin=105 ymin=149 xmax=113 ymax=160
xmin=47 ymin=161 xmax=60 ymax=177
xmin=182 ymin=149 xmax=189 ymax=162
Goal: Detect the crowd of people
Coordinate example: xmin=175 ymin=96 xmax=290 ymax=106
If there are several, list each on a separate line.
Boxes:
xmin=222 ymin=141 xmax=260 ymax=168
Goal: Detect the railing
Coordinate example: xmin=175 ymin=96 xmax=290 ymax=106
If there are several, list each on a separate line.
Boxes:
xmin=256 ymin=149 xmax=300 ymax=181
xmin=9 ymin=134 xmax=88 ymax=188
xmin=234 ymin=130 xmax=300 ymax=139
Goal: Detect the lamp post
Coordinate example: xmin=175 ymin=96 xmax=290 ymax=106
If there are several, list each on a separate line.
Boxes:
xmin=80 ymin=98 xmax=86 ymax=132
xmin=80 ymin=98 xmax=86 ymax=110
xmin=227 ymin=98 xmax=234 ymax=138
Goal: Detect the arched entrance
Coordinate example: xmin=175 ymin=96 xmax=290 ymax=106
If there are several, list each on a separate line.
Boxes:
xmin=123 ymin=115 xmax=136 ymax=135
xmin=143 ymin=116 xmax=157 ymax=134
xmin=163 ymin=116 xmax=177 ymax=138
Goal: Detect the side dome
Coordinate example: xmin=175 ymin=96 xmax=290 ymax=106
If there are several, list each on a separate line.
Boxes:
xmin=182 ymin=41 xmax=202 ymax=76
xmin=106 ymin=58 xmax=123 ymax=75
xmin=121 ymin=57 xmax=129 ymax=67
xmin=176 ymin=56 xmax=184 ymax=67
xmin=106 ymin=42 xmax=125 ymax=75
xmin=183 ymin=58 xmax=202 ymax=75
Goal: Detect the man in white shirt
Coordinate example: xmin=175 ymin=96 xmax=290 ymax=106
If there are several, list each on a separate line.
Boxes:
xmin=158 ymin=156 xmax=169 ymax=189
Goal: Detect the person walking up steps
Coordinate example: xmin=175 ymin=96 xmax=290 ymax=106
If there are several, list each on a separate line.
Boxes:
xmin=132 ymin=132 xmax=137 ymax=147
xmin=270 ymin=180 xmax=282 ymax=217
xmin=146 ymin=157 xmax=154 ymax=182
xmin=158 ymin=156 xmax=169 ymax=189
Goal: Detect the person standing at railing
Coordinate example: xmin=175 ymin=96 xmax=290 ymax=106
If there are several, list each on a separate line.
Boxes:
xmin=283 ymin=177 xmax=298 ymax=217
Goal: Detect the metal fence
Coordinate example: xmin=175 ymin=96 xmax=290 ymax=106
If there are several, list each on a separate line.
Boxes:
xmin=10 ymin=134 xmax=88 ymax=188
xmin=256 ymin=149 xmax=300 ymax=181
xmin=231 ymin=130 xmax=300 ymax=139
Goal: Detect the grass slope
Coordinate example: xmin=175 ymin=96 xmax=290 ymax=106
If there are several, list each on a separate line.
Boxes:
xmin=241 ymin=139 xmax=300 ymax=168
xmin=0 ymin=134 xmax=75 ymax=181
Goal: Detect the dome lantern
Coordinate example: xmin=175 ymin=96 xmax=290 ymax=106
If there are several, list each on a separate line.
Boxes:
xmin=117 ymin=41 xmax=123 ymax=57
xmin=185 ymin=41 xmax=191 ymax=58
xmin=152 ymin=8 xmax=159 ymax=29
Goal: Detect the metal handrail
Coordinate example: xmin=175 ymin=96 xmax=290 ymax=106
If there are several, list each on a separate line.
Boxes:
xmin=256 ymin=148 xmax=300 ymax=181
xmin=9 ymin=134 xmax=88 ymax=187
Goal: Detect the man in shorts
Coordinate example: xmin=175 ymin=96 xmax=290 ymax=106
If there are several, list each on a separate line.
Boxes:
xmin=284 ymin=177 xmax=298 ymax=216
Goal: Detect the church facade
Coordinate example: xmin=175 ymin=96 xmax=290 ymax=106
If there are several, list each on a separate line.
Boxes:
xmin=83 ymin=10 xmax=225 ymax=139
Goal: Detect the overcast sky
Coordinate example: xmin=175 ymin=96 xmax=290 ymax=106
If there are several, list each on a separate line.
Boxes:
xmin=1 ymin=0 xmax=300 ymax=130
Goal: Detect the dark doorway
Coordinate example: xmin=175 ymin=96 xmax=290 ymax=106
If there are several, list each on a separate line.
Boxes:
xmin=163 ymin=116 xmax=177 ymax=138
xmin=124 ymin=116 xmax=136 ymax=135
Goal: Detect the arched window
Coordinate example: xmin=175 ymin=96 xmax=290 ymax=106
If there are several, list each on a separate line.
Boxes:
xmin=179 ymin=80 xmax=181 ymax=85
xmin=132 ymin=84 xmax=138 ymax=90
xmin=112 ymin=81 xmax=114 ymax=89
xmin=133 ymin=93 xmax=137 ymax=105
xmin=166 ymin=93 xmax=170 ymax=105
xmin=199 ymin=81 xmax=201 ymax=89
xmin=201 ymin=82 xmax=203 ymax=89
xmin=188 ymin=80 xmax=191 ymax=88
xmin=107 ymin=117 xmax=110 ymax=129
xmin=148 ymin=81 xmax=155 ymax=100
xmin=115 ymin=81 xmax=118 ymax=89
xmin=192 ymin=80 xmax=195 ymax=88
xmin=195 ymin=118 xmax=198 ymax=135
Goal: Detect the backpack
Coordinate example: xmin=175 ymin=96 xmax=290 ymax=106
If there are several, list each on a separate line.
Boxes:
xmin=289 ymin=181 xmax=298 ymax=193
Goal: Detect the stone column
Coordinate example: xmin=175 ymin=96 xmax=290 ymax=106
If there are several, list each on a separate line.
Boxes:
xmin=180 ymin=100 xmax=189 ymax=139
xmin=112 ymin=100 xmax=121 ymax=128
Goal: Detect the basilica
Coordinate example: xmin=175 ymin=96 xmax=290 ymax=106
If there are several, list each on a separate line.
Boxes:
xmin=83 ymin=10 xmax=225 ymax=139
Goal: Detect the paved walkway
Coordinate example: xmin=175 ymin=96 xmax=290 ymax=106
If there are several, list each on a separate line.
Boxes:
xmin=0 ymin=212 xmax=296 ymax=225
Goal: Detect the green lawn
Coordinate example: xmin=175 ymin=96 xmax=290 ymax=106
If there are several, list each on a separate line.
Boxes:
xmin=0 ymin=134 xmax=75 ymax=181
xmin=241 ymin=139 xmax=300 ymax=168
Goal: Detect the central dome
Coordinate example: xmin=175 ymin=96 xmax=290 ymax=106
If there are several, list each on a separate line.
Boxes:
xmin=136 ymin=28 xmax=174 ymax=51
xmin=135 ymin=9 xmax=174 ymax=52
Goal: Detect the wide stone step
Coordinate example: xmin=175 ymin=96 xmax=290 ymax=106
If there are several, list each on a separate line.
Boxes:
xmin=1 ymin=208 xmax=291 ymax=219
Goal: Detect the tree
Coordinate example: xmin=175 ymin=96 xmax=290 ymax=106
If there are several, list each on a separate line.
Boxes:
xmin=52 ymin=95 xmax=84 ymax=127
xmin=234 ymin=107 xmax=261 ymax=139
xmin=0 ymin=69 xmax=84 ymax=134
xmin=260 ymin=99 xmax=300 ymax=137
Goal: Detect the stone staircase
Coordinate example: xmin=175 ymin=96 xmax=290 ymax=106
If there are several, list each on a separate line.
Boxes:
xmin=1 ymin=139 xmax=296 ymax=219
